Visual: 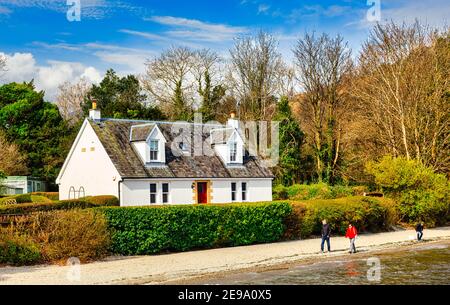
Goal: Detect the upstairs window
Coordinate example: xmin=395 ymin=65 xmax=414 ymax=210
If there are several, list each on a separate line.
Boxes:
xmin=150 ymin=140 xmax=159 ymax=161
xmin=230 ymin=142 xmax=237 ymax=162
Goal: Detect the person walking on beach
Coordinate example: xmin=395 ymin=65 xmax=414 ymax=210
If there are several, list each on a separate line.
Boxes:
xmin=416 ymin=222 xmax=424 ymax=241
xmin=345 ymin=224 xmax=358 ymax=254
xmin=321 ymin=220 xmax=331 ymax=253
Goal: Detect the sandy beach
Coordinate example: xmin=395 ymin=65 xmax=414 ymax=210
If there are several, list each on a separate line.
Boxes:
xmin=1 ymin=226 xmax=449 ymax=285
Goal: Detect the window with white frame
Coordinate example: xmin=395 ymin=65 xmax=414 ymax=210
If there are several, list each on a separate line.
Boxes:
xmin=241 ymin=182 xmax=247 ymax=201
xmin=231 ymin=182 xmax=237 ymax=202
xmin=162 ymin=183 xmax=169 ymax=204
xmin=230 ymin=142 xmax=237 ymax=162
xmin=150 ymin=183 xmax=157 ymax=204
xmin=149 ymin=140 xmax=159 ymax=161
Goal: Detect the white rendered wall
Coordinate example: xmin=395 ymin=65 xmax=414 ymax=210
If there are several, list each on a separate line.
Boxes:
xmin=121 ymin=180 xmax=194 ymax=206
xmin=121 ymin=178 xmax=273 ymax=206
xmin=58 ymin=121 xmax=121 ymax=200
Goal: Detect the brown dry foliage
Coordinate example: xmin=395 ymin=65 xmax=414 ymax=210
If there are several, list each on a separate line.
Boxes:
xmin=14 ymin=209 xmax=110 ymax=263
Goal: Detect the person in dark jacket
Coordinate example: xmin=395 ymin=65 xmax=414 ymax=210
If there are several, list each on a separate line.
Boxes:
xmin=416 ymin=222 xmax=424 ymax=241
xmin=321 ymin=219 xmax=331 ymax=253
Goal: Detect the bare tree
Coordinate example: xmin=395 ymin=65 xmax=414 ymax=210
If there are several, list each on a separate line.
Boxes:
xmin=228 ymin=31 xmax=286 ymax=121
xmin=353 ymin=21 xmax=449 ymax=173
xmin=293 ymin=33 xmax=353 ymax=183
xmin=143 ymin=46 xmax=196 ymax=121
xmin=56 ymin=78 xmax=92 ymax=126
xmin=0 ymin=131 xmax=28 ymax=176
xmin=192 ymin=49 xmax=226 ymax=121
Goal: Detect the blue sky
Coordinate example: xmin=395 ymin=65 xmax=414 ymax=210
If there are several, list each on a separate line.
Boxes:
xmin=0 ymin=0 xmax=448 ymax=100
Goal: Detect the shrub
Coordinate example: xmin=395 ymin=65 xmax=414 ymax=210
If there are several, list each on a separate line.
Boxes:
xmin=23 ymin=210 xmax=110 ymax=262
xmin=100 ymin=202 xmax=292 ymax=255
xmin=273 ymin=185 xmax=288 ymax=200
xmin=0 ymin=199 xmax=98 ymax=215
xmin=367 ymin=156 xmax=450 ymax=226
xmin=83 ymin=195 xmax=119 ymax=206
xmin=31 ymin=192 xmax=59 ymax=201
xmin=0 ymin=230 xmax=41 ymax=266
xmin=351 ymin=185 xmax=369 ymax=196
xmin=286 ymin=197 xmax=395 ymax=239
xmin=0 ymin=194 xmax=32 ymax=205
xmin=278 ymin=183 xmax=355 ymax=201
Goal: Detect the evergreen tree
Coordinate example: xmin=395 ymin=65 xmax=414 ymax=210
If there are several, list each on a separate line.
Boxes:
xmin=273 ymin=96 xmax=305 ymax=185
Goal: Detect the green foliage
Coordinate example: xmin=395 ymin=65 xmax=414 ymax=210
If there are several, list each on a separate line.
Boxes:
xmin=273 ymin=96 xmax=305 ymax=185
xmin=83 ymin=195 xmax=119 ymax=206
xmin=0 ymin=194 xmax=32 ymax=205
xmin=85 ymin=69 xmax=166 ymax=121
xmin=274 ymin=183 xmax=355 ymax=201
xmin=0 ymin=231 xmax=41 ymax=266
xmin=0 ymin=196 xmax=118 ymax=215
xmin=31 ymin=192 xmax=59 ymax=201
xmin=366 ymin=156 xmax=450 ymax=226
xmin=0 ymin=82 xmax=70 ymax=183
xmin=285 ymin=197 xmax=395 ymax=239
xmin=99 ymin=202 xmax=292 ymax=255
xmin=198 ymin=70 xmax=226 ymax=122
xmin=273 ymin=185 xmax=288 ymax=200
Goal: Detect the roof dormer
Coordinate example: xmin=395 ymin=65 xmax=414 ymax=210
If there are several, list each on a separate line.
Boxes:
xmin=211 ymin=123 xmax=245 ymax=166
xmin=130 ymin=124 xmax=167 ymax=166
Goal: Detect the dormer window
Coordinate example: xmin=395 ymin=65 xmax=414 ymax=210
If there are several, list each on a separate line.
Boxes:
xmin=150 ymin=140 xmax=159 ymax=161
xmin=230 ymin=142 xmax=237 ymax=162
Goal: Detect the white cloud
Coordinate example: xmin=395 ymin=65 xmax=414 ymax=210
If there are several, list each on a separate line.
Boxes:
xmin=0 ymin=0 xmax=145 ymax=19
xmin=347 ymin=0 xmax=450 ymax=30
xmin=145 ymin=15 xmax=248 ymax=42
xmin=0 ymin=5 xmax=11 ymax=14
xmin=258 ymin=4 xmax=270 ymax=15
xmin=381 ymin=0 xmax=450 ymax=28
xmin=0 ymin=51 xmax=102 ymax=101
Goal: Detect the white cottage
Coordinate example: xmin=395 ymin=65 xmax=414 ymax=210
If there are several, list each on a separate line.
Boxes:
xmin=56 ymin=106 xmax=273 ymax=206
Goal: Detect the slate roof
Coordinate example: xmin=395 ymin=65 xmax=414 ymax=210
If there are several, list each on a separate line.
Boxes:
xmin=89 ymin=119 xmax=274 ymax=179
xmin=130 ymin=124 xmax=155 ymax=142
xmin=210 ymin=128 xmax=235 ymax=145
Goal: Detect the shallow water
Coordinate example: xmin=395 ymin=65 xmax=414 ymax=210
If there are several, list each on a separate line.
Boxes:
xmin=196 ymin=242 xmax=450 ymax=285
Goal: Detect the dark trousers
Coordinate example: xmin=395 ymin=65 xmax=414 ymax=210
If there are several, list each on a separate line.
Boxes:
xmin=417 ymin=231 xmax=423 ymax=241
xmin=321 ymin=236 xmax=330 ymax=252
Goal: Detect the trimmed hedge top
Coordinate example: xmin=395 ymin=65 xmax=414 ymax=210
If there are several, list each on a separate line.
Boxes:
xmin=99 ymin=202 xmax=292 ymax=255
xmin=0 ymin=196 xmax=119 ymax=215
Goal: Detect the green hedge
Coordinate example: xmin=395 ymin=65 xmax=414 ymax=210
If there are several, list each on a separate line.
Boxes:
xmin=284 ymin=197 xmax=395 ymax=239
xmin=273 ymin=183 xmax=356 ymax=201
xmin=0 ymin=200 xmax=97 ymax=215
xmin=0 ymin=196 xmax=120 ymax=215
xmin=31 ymin=192 xmax=59 ymax=201
xmin=0 ymin=194 xmax=32 ymax=205
xmin=0 ymin=232 xmax=41 ymax=266
xmin=100 ymin=202 xmax=292 ymax=255
xmin=83 ymin=195 xmax=120 ymax=206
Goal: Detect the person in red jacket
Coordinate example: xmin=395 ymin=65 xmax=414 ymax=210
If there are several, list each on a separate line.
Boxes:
xmin=345 ymin=224 xmax=358 ymax=254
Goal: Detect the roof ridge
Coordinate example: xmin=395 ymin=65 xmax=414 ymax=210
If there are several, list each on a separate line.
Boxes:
xmin=96 ymin=118 xmax=224 ymax=127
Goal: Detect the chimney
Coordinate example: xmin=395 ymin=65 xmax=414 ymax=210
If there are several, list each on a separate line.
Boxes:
xmin=227 ymin=111 xmax=239 ymax=129
xmin=89 ymin=99 xmax=101 ymax=121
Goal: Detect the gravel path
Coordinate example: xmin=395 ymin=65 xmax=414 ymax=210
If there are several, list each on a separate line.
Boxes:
xmin=1 ymin=227 xmax=449 ymax=285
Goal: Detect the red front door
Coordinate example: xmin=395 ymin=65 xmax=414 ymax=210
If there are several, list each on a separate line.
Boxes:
xmin=197 ymin=182 xmax=208 ymax=204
